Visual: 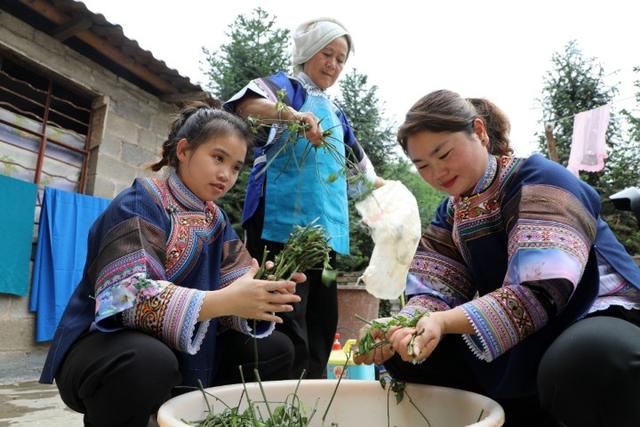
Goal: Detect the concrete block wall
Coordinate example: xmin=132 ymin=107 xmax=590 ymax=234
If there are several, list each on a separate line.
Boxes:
xmin=87 ymin=93 xmax=175 ymax=199
xmin=0 ymin=10 xmax=178 ymax=382
xmin=0 ymin=291 xmax=50 ymax=382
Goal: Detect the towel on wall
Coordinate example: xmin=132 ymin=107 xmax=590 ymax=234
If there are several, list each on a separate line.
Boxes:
xmin=0 ymin=174 xmax=37 ymax=296
xmin=30 ymin=187 xmax=111 ymax=342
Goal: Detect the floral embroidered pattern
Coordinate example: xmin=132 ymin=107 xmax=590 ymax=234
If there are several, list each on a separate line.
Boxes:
xmin=508 ymin=220 xmax=590 ymax=267
xmin=122 ymin=285 xmax=209 ymax=354
xmin=143 ymin=176 xmax=224 ymax=283
xmin=461 ymin=285 xmax=548 ymax=361
xmin=408 ymin=251 xmax=474 ymax=306
xmin=95 ymin=251 xmax=166 ymax=321
xmin=455 ymin=196 xmax=500 ymax=221
xmin=124 ymin=284 xmax=175 ymax=337
xmin=401 ymin=295 xmax=450 ymax=317
xmin=165 ymin=211 xmax=223 ymax=282
xmin=451 ymin=156 xmax=523 ymax=261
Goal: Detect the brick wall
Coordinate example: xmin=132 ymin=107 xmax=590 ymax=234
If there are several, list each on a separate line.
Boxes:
xmin=0 ymin=10 xmax=176 ymax=382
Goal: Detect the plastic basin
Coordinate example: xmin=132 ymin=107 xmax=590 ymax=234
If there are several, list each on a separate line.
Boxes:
xmin=157 ymin=379 xmax=504 ymax=427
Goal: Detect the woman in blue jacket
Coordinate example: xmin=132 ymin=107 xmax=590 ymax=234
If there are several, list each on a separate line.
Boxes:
xmin=356 ymin=91 xmax=640 ymax=427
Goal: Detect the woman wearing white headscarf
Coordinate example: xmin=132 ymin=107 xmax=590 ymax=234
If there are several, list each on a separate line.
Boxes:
xmin=225 ymin=17 xmax=383 ymax=379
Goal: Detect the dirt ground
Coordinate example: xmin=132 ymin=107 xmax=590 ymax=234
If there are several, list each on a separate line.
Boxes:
xmin=0 ymin=380 xmax=82 ymax=427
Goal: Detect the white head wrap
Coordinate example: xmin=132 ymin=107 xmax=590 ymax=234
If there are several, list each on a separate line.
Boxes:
xmin=292 ymin=18 xmax=353 ymax=73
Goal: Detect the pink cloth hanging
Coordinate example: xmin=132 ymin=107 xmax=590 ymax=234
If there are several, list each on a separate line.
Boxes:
xmin=567 ymin=105 xmax=611 ymax=175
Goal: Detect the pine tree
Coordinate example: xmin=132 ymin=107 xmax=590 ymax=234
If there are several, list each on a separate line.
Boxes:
xmin=537 ymin=41 xmax=617 ymax=176
xmin=619 ymin=66 xmax=640 ymax=187
xmin=614 ymin=66 xmax=640 ymax=254
xmin=201 ymin=8 xmax=290 ymax=232
xmin=337 ymin=69 xmax=396 ymax=174
xmin=202 ymin=7 xmax=291 ymax=101
xmin=538 ymin=41 xmax=640 ymax=254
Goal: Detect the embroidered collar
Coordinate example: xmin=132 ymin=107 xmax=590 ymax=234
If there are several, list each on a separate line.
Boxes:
xmin=167 ymin=172 xmax=208 ymax=212
xmin=452 ymin=155 xmax=498 ymax=208
xmin=294 ymin=71 xmax=328 ymax=98
xmin=471 ymin=155 xmax=498 ymax=195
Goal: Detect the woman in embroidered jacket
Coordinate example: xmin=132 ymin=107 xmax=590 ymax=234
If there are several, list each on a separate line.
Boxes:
xmin=355 ymin=91 xmax=640 ymax=427
xmin=225 ymin=18 xmax=383 ymax=379
xmin=40 ymin=103 xmax=305 ymax=427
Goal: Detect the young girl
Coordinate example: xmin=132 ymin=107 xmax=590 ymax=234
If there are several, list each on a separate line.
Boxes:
xmin=355 ymin=91 xmax=640 ymax=427
xmin=40 ymin=103 xmax=304 ymax=427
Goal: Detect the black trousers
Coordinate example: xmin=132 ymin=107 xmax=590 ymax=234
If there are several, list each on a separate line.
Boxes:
xmin=384 ymin=307 xmax=640 ymax=427
xmin=56 ymin=328 xmax=294 ymax=427
xmin=245 ymin=205 xmax=338 ymax=379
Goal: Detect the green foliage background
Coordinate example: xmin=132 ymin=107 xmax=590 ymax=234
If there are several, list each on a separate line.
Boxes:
xmin=537 ymin=41 xmax=640 ymax=255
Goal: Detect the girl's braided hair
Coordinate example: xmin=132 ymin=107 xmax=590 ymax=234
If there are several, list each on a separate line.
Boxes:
xmin=149 ymin=100 xmax=252 ymax=171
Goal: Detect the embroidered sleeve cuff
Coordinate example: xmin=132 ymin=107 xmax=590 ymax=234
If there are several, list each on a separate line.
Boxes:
xmin=220 ymin=266 xmax=251 ymax=288
xmin=400 ymin=295 xmax=449 ymax=318
xmin=122 ymin=284 xmax=209 ymax=355
xmin=94 ymin=273 xmax=168 ymax=329
xmin=243 ymin=318 xmax=276 ymax=338
xmin=219 ymin=316 xmax=276 ymax=338
xmin=405 ymin=253 xmax=474 ymax=307
xmin=460 ymin=285 xmax=548 ymax=362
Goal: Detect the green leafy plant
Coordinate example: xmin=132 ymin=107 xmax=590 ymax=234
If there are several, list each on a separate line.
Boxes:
xmin=354 ymin=311 xmax=429 ymax=358
xmin=246 ymin=90 xmax=374 ymax=200
xmin=185 ymin=371 xmax=314 ymax=426
xmin=251 ymin=221 xmax=333 ymax=373
xmin=379 ymin=375 xmax=432 ymax=427
xmin=186 ymin=348 xmax=436 ymax=427
xmin=254 ymin=221 xmax=332 ymax=283
xmin=188 ymin=355 xmax=350 ymax=426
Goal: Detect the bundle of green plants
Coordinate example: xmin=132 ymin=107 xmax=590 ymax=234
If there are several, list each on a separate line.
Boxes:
xmin=355 ymin=311 xmax=429 ymax=359
xmin=185 ymin=370 xmax=315 ymax=426
xmin=185 ymin=361 xmax=436 ymax=427
xmin=246 ymin=90 xmax=373 ymax=198
xmin=255 ymin=221 xmax=332 ymax=283
xmin=187 ymin=363 xmax=343 ymax=426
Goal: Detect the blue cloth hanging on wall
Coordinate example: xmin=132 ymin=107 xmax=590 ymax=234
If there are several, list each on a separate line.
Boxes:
xmin=0 ymin=174 xmax=37 ymax=296
xmin=30 ymin=187 xmax=111 ymax=342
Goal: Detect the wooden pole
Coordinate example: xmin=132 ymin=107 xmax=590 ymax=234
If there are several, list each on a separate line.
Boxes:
xmin=544 ymin=122 xmax=560 ymax=163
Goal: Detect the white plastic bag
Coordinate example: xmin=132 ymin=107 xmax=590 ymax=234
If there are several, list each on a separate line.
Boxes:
xmin=355 ymin=180 xmax=421 ymax=299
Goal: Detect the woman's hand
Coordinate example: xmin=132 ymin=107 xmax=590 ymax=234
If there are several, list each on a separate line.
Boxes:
xmin=290 ymin=109 xmax=324 ymax=147
xmin=389 ymin=314 xmax=444 ymax=363
xmin=353 ymin=319 xmax=398 ymax=365
xmin=218 ymin=259 xmax=301 ymax=323
xmin=236 ymin=97 xmax=324 ymax=146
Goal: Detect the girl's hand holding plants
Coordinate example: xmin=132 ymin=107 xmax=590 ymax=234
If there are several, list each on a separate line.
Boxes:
xmin=263 ymin=260 xmax=307 ymax=293
xmin=223 ymin=258 xmax=302 ymax=323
